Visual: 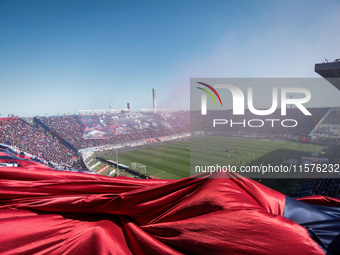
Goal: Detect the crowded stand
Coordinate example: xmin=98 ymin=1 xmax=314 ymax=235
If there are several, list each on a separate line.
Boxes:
xmin=38 ymin=111 xmax=190 ymax=150
xmin=311 ymin=179 xmax=340 ymax=198
xmin=292 ymin=143 xmax=340 ymax=198
xmin=311 ymin=143 xmax=340 ymax=198
xmin=294 ymin=178 xmax=340 ymax=199
xmin=0 ymin=112 xmax=190 ymax=171
xmin=0 ymin=117 xmax=81 ymax=170
xmin=1 ymin=108 xmax=338 ymax=196
xmin=38 ymin=115 xmax=84 ymax=149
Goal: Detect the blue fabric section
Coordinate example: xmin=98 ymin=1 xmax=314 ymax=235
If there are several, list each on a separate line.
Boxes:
xmin=0 ymin=145 xmax=32 ymax=166
xmin=0 ymin=156 xmax=22 ymax=160
xmin=0 ymin=145 xmax=46 ymax=165
xmin=0 ymin=150 xmax=27 ymax=161
xmin=283 ymin=196 xmax=340 ymax=255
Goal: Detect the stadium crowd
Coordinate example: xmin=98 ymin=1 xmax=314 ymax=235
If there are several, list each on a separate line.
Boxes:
xmin=292 ymin=143 xmax=340 ymax=198
xmin=0 ymin=117 xmax=80 ymax=168
xmin=39 ymin=111 xmax=190 ymax=150
xmin=1 ymin=112 xmax=190 ymax=171
xmin=312 ymin=179 xmax=340 ymax=198
xmin=1 ymin=108 xmax=339 ymax=199
xmin=39 ymin=115 xmax=84 ymax=149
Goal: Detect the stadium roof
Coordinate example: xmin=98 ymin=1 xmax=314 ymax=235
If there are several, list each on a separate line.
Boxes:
xmin=315 ymin=59 xmax=340 ymax=90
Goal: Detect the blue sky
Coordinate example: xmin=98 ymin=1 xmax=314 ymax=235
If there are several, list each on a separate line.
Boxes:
xmin=0 ymin=0 xmax=340 ymax=117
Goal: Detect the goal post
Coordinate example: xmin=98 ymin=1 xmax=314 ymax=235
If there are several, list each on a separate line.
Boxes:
xmin=131 ymin=162 xmax=166 ymax=178
xmin=131 ymin=162 xmax=146 ymax=173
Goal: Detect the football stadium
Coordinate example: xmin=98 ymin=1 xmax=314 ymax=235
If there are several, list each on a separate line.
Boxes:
xmin=1 ymin=1 xmax=340 ymax=255
xmin=1 ymin=73 xmax=340 ymax=254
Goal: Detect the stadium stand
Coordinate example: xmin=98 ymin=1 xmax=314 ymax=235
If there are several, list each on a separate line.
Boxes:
xmin=1 ymin=112 xmax=190 ymax=172
xmin=0 ymin=117 xmax=82 ymax=170
xmin=1 ymin=108 xmax=339 ymax=199
xmin=38 ymin=111 xmax=190 ymax=150
xmin=293 ymin=143 xmax=340 ymax=198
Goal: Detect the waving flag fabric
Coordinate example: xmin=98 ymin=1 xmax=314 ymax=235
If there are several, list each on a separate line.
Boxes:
xmin=0 ymin=145 xmax=339 ymax=255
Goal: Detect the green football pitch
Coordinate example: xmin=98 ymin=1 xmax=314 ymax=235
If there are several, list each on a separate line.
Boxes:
xmin=100 ymin=136 xmax=323 ymax=180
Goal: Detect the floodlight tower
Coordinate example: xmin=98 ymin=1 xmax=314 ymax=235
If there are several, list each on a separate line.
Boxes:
xmin=153 ymin=88 xmax=156 ymax=112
